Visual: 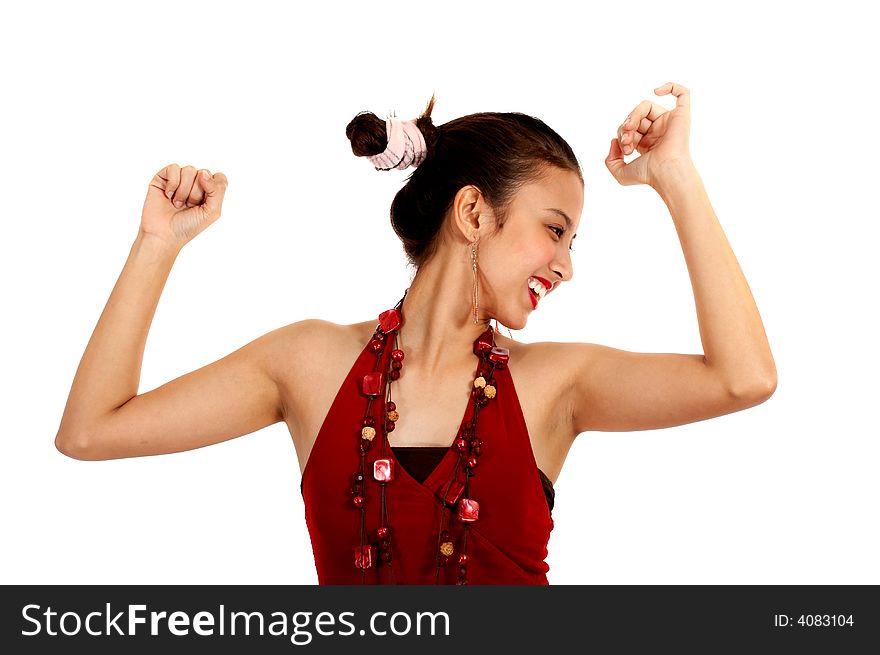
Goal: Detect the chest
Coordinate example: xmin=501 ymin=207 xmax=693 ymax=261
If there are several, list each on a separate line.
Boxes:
xmin=380 ymin=365 xmax=484 ymax=448
xmin=284 ymin=339 xmax=575 ymax=484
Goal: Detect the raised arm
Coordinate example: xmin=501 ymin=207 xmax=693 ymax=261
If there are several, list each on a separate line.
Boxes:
xmin=560 ymin=83 xmax=776 ymax=435
xmin=54 ymin=163 xmax=286 ymax=460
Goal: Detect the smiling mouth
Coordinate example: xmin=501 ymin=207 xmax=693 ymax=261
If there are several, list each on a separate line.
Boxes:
xmin=528 ymin=285 xmax=539 ymax=308
xmin=526 ymin=276 xmax=549 ymax=306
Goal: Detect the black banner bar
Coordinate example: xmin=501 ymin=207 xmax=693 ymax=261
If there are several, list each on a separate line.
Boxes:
xmin=2 ymin=585 xmax=875 ymax=653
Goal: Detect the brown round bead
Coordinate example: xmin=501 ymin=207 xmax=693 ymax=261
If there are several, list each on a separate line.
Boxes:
xmin=350 ymin=483 xmax=362 ymax=495
xmin=441 ymin=530 xmax=450 ymax=541
xmin=437 ymin=555 xmax=449 ymax=567
xmin=370 ymin=339 xmax=384 ymax=352
xmin=380 ymin=538 xmax=391 ymax=550
xmin=363 ymin=416 xmax=376 ymax=427
xmin=381 ymin=551 xmax=392 ymax=563
xmin=385 ymin=421 xmax=395 ymax=432
xmin=391 ymin=360 xmax=402 ymax=370
xmin=360 ymin=438 xmax=372 ymax=452
xmin=389 ymin=369 xmax=401 ymax=381
xmin=385 ymin=401 xmax=396 ymax=412
xmin=478 ymin=397 xmax=489 ymax=407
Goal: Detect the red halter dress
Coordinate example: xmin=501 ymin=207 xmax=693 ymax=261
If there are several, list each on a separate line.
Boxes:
xmin=301 ymin=304 xmax=554 ymax=584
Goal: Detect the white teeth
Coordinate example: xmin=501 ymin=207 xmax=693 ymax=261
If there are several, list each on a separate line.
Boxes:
xmin=528 ymin=277 xmax=547 ymax=299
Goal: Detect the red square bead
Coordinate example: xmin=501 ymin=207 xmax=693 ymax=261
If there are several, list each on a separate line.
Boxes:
xmin=473 ymin=328 xmax=494 ymax=356
xmin=443 ymin=480 xmax=465 ymax=506
xmin=488 ymin=347 xmax=510 ymax=369
xmin=355 ymin=545 xmax=376 ymax=570
xmin=361 ymin=372 xmax=386 ymax=397
xmin=373 ymin=458 xmax=394 ymax=482
xmin=457 ymin=498 xmax=480 ymax=522
xmin=378 ymin=308 xmax=402 ymax=333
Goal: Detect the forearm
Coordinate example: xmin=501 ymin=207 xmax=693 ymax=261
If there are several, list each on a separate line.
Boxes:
xmin=652 ymin=161 xmax=776 ymax=396
xmin=56 ymin=231 xmax=181 ymax=445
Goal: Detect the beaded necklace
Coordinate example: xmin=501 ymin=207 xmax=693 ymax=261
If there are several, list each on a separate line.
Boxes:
xmin=350 ymin=291 xmax=510 ymax=584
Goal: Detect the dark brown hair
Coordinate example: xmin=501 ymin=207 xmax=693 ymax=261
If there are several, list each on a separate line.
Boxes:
xmin=345 ymin=95 xmax=582 ymax=269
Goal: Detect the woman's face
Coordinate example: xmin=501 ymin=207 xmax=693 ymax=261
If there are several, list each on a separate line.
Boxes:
xmin=479 ymin=166 xmax=583 ymax=330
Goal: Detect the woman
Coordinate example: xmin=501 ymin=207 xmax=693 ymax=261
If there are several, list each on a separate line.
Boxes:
xmin=55 ymin=82 xmax=776 ymax=584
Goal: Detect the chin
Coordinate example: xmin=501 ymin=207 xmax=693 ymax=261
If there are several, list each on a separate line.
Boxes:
xmin=496 ymin=312 xmax=527 ymax=331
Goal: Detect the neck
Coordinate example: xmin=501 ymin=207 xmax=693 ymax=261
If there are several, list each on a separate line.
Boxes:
xmin=397 ymin=247 xmax=492 ymax=374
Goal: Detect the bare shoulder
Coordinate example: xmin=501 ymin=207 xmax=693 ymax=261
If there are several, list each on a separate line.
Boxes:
xmin=263 ymin=318 xmax=363 ymax=364
xmin=265 ymin=318 xmax=373 ymax=421
xmin=498 ymin=335 xmax=638 ymax=396
xmin=494 ymin=334 xmax=580 ymax=412
xmin=494 ymin=332 xmax=573 ymax=381
xmin=262 ymin=318 xmax=370 ymax=379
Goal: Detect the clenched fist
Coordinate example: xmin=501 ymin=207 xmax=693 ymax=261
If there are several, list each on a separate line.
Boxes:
xmin=140 ymin=163 xmax=228 ymax=250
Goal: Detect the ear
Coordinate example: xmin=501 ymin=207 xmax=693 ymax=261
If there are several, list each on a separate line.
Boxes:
xmin=450 ymin=185 xmax=490 ymax=242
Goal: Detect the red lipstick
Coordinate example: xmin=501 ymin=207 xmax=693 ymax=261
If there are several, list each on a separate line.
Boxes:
xmin=528 ymin=285 xmax=538 ymax=309
xmin=533 ymin=276 xmax=553 ymax=292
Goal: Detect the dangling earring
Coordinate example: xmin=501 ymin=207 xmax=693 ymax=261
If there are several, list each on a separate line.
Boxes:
xmin=471 ymin=238 xmax=479 ymax=324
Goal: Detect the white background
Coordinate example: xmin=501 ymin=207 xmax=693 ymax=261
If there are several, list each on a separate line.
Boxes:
xmin=2 ymin=0 xmax=877 ymax=585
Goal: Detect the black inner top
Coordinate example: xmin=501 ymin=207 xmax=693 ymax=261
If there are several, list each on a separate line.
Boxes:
xmin=299 ymin=447 xmax=555 ymax=515
xmin=393 ymin=447 xmax=555 ymax=515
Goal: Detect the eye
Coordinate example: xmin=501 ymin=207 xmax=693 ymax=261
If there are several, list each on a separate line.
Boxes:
xmin=548 ymin=225 xmax=575 ymax=252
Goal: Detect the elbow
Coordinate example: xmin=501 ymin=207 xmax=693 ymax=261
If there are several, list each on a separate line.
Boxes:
xmin=730 ymin=373 xmax=777 ymax=404
xmin=764 ymin=374 xmax=778 ymax=398
xmin=55 ymin=431 xmax=96 ymax=460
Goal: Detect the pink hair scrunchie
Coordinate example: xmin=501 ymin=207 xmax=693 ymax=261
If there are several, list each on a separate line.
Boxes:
xmin=367 ymin=116 xmax=427 ymax=171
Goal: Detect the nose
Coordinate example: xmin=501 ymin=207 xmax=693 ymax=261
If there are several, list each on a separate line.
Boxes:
xmin=552 ymin=249 xmax=574 ymax=284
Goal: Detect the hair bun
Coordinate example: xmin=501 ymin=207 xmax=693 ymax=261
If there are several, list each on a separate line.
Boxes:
xmin=345 ymin=95 xmax=439 ymax=170
xmin=345 ymin=112 xmax=387 ymax=159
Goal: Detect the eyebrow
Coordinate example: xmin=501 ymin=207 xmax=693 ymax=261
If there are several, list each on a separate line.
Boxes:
xmin=545 ymin=208 xmax=577 ymax=240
